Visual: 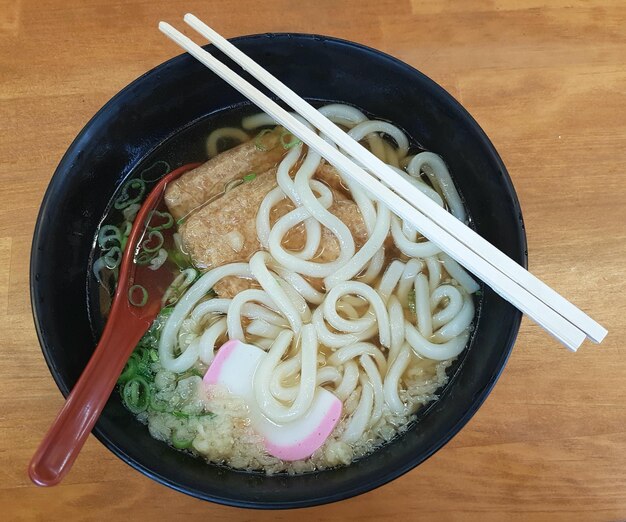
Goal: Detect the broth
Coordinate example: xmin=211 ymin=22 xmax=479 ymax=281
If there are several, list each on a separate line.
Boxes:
xmin=87 ymin=102 xmax=479 ymax=474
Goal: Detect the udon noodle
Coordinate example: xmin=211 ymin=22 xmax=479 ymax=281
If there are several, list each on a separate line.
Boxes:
xmin=105 ymin=103 xmax=479 ymax=474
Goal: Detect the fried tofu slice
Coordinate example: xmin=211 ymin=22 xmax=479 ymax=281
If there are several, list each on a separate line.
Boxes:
xmin=179 ymin=170 xmax=278 ymax=271
xmin=164 ymin=128 xmax=286 ymax=221
xmin=315 ymin=161 xmax=350 ymax=197
xmin=177 ymin=165 xmax=369 ymax=297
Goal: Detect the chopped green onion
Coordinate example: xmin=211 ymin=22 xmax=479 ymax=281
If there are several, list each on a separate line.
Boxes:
xmin=114 ymin=179 xmax=146 ymax=210
xmin=140 ymin=160 xmax=171 ymax=183
xmin=119 ymin=306 xmax=181 ymax=415
xmin=122 ymin=377 xmax=151 ymax=414
xmin=119 ymin=221 xmax=133 ymax=253
xmin=141 ymin=230 xmax=164 ymax=253
xmin=122 ymin=203 xmax=141 ymax=223
xmin=159 ymin=305 xmax=175 ymax=319
xmin=149 ymin=394 xmax=169 ymax=413
xmin=122 ymin=221 xmax=132 ymax=237
xmin=118 ymin=353 xmax=140 ymax=384
xmin=103 ymin=246 xmax=122 ymax=270
xmin=139 ymin=347 xmax=152 ymax=364
xmin=92 ymin=257 xmax=112 ymax=288
xmin=128 ymin=284 xmax=148 ymax=307
xmin=280 ymin=130 xmax=302 ymax=149
xmin=254 ymin=129 xmax=276 ymax=151
xmin=98 ymin=225 xmax=121 ymax=250
xmin=149 ymin=248 xmax=167 ymax=271
xmin=146 ymin=210 xmax=174 ymax=231
xmin=243 ymin=172 xmax=257 ymax=182
xmin=162 ymin=268 xmax=199 ymax=307
xmin=171 ymin=430 xmax=194 ymax=450
xmin=134 ymin=250 xmax=156 ymax=265
xmin=134 ymin=359 xmax=153 ymax=380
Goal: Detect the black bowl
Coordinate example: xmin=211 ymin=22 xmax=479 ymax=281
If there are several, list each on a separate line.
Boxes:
xmin=31 ymin=34 xmax=526 ymax=508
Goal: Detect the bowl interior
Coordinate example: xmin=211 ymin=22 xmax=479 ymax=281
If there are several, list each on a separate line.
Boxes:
xmin=31 ymin=34 xmax=526 ymax=508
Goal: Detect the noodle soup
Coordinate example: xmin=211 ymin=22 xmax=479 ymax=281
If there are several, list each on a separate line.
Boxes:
xmin=90 ymin=103 xmax=479 ymax=474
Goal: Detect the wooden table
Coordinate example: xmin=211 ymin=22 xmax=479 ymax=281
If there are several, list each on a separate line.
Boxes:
xmin=2 ymin=1 xmax=625 ymax=520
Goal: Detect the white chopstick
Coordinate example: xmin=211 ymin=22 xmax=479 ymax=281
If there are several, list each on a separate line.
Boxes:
xmin=182 ymin=14 xmax=608 ymax=346
xmin=158 ymin=20 xmax=603 ymax=350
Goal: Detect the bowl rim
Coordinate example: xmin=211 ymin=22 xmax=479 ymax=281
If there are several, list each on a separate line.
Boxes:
xmin=30 ymin=32 xmax=527 ymax=509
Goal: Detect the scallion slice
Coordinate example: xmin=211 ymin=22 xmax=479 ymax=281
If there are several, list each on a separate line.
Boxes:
xmin=118 ymin=353 xmax=140 ymax=384
xmin=146 ymin=210 xmax=174 ymax=231
xmin=149 ymin=394 xmax=169 ymax=413
xmin=114 ymin=179 xmax=146 ymax=210
xmin=98 ymin=225 xmax=121 ymax=250
xmin=140 ymin=160 xmax=171 ymax=183
xmin=122 ymin=377 xmax=151 ymax=414
xmin=254 ymin=128 xmax=275 ymax=151
xmin=141 ymin=230 xmax=164 ymax=253
xmin=134 ymin=250 xmax=156 ymax=265
xmin=128 ymin=284 xmax=148 ymax=307
xmin=171 ymin=430 xmax=194 ymax=450
xmin=280 ymin=130 xmax=302 ymax=149
xmin=103 ymin=246 xmax=122 ymax=270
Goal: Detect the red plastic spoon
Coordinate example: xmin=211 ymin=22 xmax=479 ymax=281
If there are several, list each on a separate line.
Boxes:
xmin=29 ymin=163 xmax=200 ymax=486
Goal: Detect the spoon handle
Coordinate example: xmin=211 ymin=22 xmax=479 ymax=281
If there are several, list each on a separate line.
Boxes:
xmin=28 ymin=317 xmax=147 ymax=486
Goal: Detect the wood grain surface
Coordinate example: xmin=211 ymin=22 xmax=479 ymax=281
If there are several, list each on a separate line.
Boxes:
xmin=1 ymin=1 xmax=625 ymax=520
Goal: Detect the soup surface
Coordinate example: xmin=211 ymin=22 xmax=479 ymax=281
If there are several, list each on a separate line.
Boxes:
xmin=89 ymin=103 xmax=479 ymax=474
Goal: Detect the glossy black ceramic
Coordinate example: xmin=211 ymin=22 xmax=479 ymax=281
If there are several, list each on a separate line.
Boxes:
xmin=31 ymin=34 xmax=526 ymax=508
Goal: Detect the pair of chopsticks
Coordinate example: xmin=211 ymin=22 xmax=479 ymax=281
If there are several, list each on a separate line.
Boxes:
xmin=159 ymin=14 xmax=607 ymax=351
